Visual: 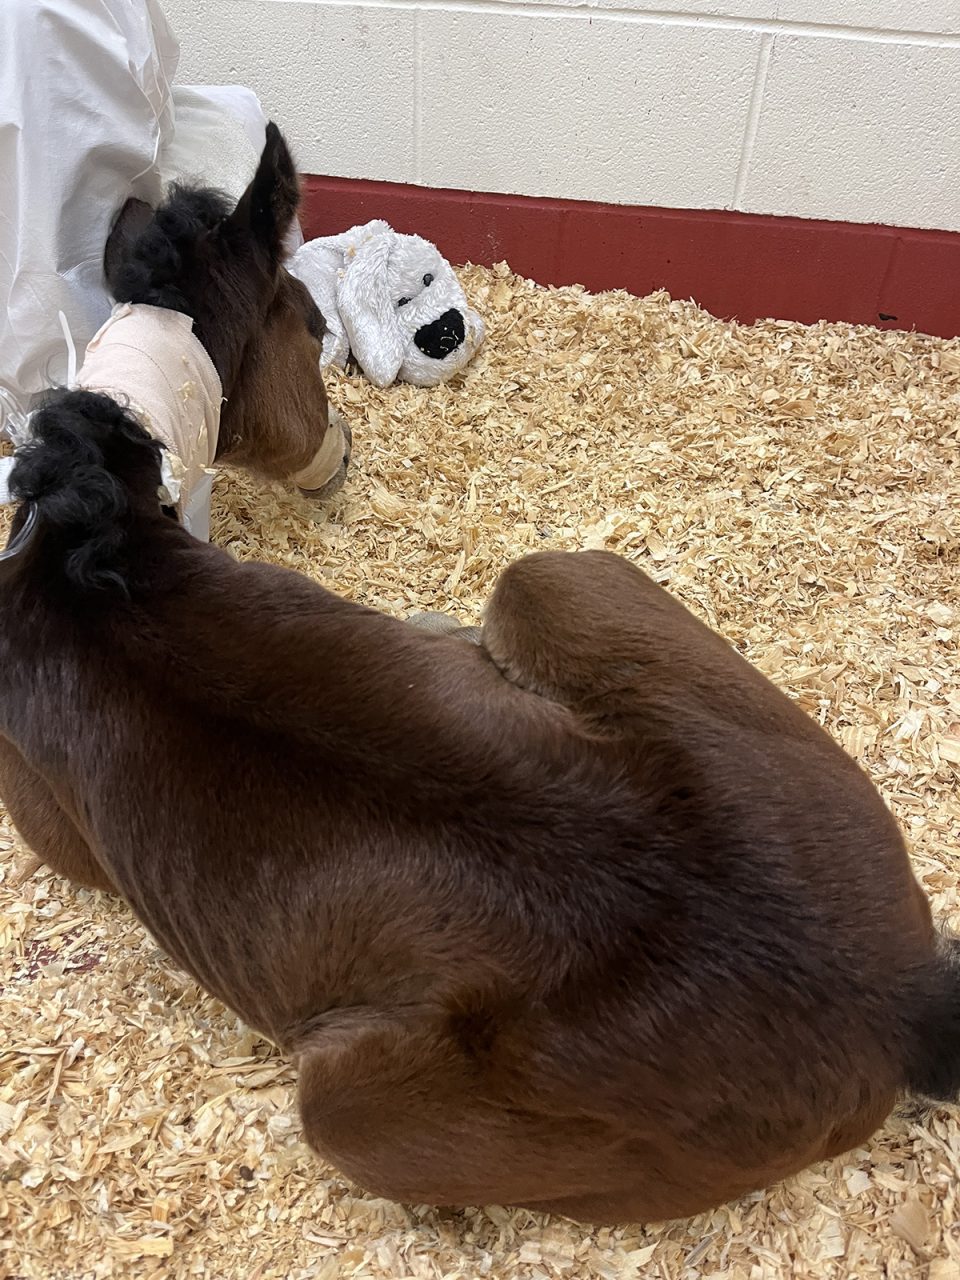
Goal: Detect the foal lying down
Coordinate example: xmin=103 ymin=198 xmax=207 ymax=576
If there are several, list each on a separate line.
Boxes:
xmin=1 ymin=414 xmax=957 ymax=1217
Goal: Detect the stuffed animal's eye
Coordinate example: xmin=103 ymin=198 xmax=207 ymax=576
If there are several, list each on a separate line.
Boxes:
xmin=397 ymin=297 xmax=411 ymax=307
xmin=423 ymin=273 xmax=434 ymax=286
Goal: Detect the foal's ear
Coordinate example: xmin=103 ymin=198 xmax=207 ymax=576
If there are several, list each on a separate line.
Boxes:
xmin=227 ymin=122 xmax=300 ymax=266
xmin=103 ymin=198 xmax=154 ymax=293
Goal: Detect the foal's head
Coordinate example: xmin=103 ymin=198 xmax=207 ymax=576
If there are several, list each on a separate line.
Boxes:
xmin=103 ymin=123 xmax=350 ymax=498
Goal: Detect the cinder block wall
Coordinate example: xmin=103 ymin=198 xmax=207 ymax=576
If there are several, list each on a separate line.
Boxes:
xmin=164 ymin=1 xmax=960 ymax=231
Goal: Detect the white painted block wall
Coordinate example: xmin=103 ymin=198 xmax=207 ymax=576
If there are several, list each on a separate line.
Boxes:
xmin=163 ymin=0 xmax=960 ymax=231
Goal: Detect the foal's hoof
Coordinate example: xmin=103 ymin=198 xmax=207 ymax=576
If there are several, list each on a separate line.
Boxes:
xmin=409 ymin=611 xmax=461 ymax=636
xmin=298 ymin=412 xmax=352 ymax=502
xmin=408 ymin=611 xmax=482 ymax=645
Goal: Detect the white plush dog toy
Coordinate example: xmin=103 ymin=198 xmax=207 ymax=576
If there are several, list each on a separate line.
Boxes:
xmin=288 ymin=219 xmax=484 ymax=388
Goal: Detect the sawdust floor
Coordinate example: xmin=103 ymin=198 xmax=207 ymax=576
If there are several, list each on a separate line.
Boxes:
xmin=2 ymin=265 xmax=960 ymax=1280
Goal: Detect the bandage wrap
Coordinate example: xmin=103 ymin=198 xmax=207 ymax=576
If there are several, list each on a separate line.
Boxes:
xmin=74 ymin=304 xmax=223 ymax=538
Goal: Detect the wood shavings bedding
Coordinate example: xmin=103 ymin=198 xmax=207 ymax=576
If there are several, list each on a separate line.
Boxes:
xmin=1 ymin=264 xmax=959 ymax=1279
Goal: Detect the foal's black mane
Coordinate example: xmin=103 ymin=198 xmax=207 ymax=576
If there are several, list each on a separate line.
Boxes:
xmin=7 ymin=393 xmax=165 ymax=598
xmin=108 ymin=186 xmax=235 ymax=318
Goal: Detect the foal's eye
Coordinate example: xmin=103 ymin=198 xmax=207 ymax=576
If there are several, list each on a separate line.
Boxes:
xmin=423 ymin=273 xmax=434 ymax=286
xmin=397 ymin=297 xmax=411 ymax=308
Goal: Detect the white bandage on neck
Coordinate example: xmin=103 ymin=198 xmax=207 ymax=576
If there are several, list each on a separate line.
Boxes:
xmin=74 ymin=303 xmax=223 ymax=540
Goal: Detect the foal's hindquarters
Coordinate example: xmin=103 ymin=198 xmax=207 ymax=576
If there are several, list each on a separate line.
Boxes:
xmin=292 ymin=550 xmax=950 ymax=1224
xmin=0 ymin=400 xmax=956 ymax=1224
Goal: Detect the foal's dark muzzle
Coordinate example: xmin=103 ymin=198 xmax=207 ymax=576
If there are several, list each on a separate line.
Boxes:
xmin=414 ymin=309 xmax=465 ymax=360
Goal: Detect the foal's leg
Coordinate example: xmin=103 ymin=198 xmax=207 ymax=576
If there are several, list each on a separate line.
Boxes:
xmin=296 ymin=1016 xmax=621 ymax=1216
xmin=480 ymin=549 xmax=825 ymax=740
xmin=0 ymin=736 xmax=114 ymax=893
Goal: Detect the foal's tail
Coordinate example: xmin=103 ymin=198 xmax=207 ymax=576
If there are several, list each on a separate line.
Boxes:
xmin=8 ymin=390 xmax=164 ymax=596
xmin=903 ymin=935 xmax=960 ymax=1101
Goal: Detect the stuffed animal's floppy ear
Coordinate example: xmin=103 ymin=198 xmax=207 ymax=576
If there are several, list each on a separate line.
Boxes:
xmin=336 ymin=231 xmax=406 ymax=387
xmin=287 ymin=240 xmax=351 ymax=368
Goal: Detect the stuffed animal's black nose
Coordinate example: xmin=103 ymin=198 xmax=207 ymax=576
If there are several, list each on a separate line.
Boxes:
xmin=414 ymin=309 xmax=465 ymax=359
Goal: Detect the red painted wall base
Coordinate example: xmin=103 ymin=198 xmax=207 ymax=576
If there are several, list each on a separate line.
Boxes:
xmin=301 ymin=176 xmax=960 ymax=340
